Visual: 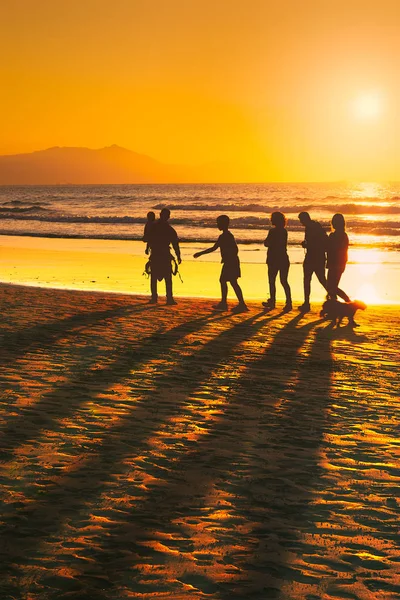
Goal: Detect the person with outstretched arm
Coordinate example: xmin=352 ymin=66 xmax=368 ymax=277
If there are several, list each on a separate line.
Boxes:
xmin=194 ymin=214 xmax=248 ymax=313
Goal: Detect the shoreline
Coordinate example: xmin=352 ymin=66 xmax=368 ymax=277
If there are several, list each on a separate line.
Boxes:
xmin=1 ymin=234 xmax=400 ymax=304
xmin=2 ymin=281 xmax=400 ymax=313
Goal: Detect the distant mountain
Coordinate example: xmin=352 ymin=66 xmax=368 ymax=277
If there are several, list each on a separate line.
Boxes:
xmin=0 ymin=145 xmax=235 ymax=184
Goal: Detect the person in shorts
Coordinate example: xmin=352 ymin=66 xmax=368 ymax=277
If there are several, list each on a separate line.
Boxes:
xmin=193 ymin=214 xmax=248 ymax=312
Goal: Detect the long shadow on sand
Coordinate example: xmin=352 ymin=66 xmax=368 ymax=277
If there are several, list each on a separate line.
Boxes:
xmin=0 ymin=307 xmax=231 ymax=460
xmin=0 ymin=303 xmax=152 ymax=367
xmin=101 ymin=315 xmax=331 ymax=599
xmin=1 ymin=311 xmax=371 ymax=599
xmin=15 ymin=313 xmax=331 ymax=599
xmin=0 ymin=308 xmax=281 ymax=598
xmin=93 ymin=314 xmax=329 ymax=599
xmin=55 ymin=313 xmax=335 ymax=600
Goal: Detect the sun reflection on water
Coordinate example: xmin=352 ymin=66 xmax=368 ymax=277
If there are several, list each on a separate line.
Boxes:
xmin=349 ymin=182 xmax=387 ymax=199
xmin=348 ymin=248 xmax=383 ymax=304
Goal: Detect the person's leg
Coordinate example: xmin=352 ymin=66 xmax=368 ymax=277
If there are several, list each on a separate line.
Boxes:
xmin=268 ymin=265 xmax=277 ymax=305
xmin=337 ymin=287 xmax=350 ymax=302
xmin=279 ymin=262 xmax=292 ymax=307
xmin=230 ymin=279 xmax=248 ymax=312
xmin=263 ymin=264 xmax=277 ymax=308
xmin=165 ymin=272 xmax=176 ymax=304
xmin=327 ymin=268 xmax=336 ymax=299
xmin=335 ymin=269 xmax=350 ymax=302
xmin=303 ymin=262 xmax=312 ymax=305
xmin=150 ymin=272 xmax=158 ymax=302
xmin=220 ymin=280 xmax=228 ymax=304
xmin=231 ymin=279 xmax=245 ymax=305
xmin=219 ymin=277 xmax=228 ymax=305
xmin=327 ymin=267 xmax=350 ymax=302
xmin=315 ymin=261 xmax=328 ymax=293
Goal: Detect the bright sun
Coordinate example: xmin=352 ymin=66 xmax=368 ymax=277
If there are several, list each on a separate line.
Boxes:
xmin=352 ymin=92 xmax=383 ymax=119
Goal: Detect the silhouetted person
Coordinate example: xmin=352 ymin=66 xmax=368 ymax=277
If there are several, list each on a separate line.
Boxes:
xmin=298 ymin=211 xmax=328 ymax=312
xmin=327 ymin=213 xmax=350 ymax=302
xmin=193 ymin=214 xmax=248 ymax=312
xmin=143 ymin=210 xmax=156 ymax=255
xmin=147 ymin=208 xmax=181 ymax=305
xmin=263 ymin=211 xmax=292 ymax=312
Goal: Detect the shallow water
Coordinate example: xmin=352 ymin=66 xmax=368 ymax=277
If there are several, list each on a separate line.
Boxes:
xmin=1 ymin=183 xmax=400 ymax=304
xmin=1 ymin=182 xmax=400 ymax=252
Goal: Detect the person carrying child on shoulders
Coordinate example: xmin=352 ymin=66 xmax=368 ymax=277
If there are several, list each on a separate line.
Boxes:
xmin=193 ymin=214 xmax=248 ymax=313
xmin=147 ymin=208 xmax=181 ymax=305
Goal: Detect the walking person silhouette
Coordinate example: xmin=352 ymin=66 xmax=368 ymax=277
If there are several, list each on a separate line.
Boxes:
xmin=326 ymin=213 xmax=350 ymax=301
xmin=147 ymin=208 xmax=181 ymax=305
xmin=262 ymin=211 xmax=292 ymax=312
xmin=298 ymin=211 xmax=328 ymax=312
xmin=193 ymin=214 xmax=248 ymax=312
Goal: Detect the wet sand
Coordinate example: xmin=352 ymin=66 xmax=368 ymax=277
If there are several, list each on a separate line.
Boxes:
xmin=0 ymin=283 xmax=399 ymax=599
xmin=1 ymin=234 xmax=400 ymax=304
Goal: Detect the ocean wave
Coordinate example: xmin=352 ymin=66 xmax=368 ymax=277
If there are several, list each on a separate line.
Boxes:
xmin=153 ymin=202 xmax=308 ymax=213
xmin=322 ymin=203 xmax=400 ymax=214
xmin=0 ymin=205 xmax=49 ymax=213
xmin=1 ymin=212 xmax=400 ymax=235
xmin=153 ymin=201 xmax=400 ymax=215
xmin=1 ymin=200 xmax=50 ymax=207
xmin=0 ymin=214 xmax=146 ymax=224
xmin=0 ymin=229 xmax=399 ymax=251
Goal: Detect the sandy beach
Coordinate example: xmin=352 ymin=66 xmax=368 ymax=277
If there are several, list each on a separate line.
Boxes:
xmin=4 ymin=0 xmax=400 ymax=596
xmin=0 ymin=282 xmax=399 ymax=599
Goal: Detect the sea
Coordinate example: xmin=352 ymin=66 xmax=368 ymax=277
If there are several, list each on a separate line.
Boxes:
xmin=1 ymin=182 xmax=400 ymax=267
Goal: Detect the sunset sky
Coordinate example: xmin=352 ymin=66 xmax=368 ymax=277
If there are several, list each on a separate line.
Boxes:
xmin=1 ymin=0 xmax=400 ymax=181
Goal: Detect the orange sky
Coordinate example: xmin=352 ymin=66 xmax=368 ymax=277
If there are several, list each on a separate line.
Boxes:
xmin=1 ymin=0 xmax=400 ymax=181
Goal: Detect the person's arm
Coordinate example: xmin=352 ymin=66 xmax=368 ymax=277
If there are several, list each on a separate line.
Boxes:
xmin=168 ymin=227 xmax=182 ymax=264
xmin=322 ymin=229 xmax=329 ymax=252
xmin=144 ymin=225 xmax=152 ymax=255
xmin=301 ymin=227 xmax=307 ymax=248
xmin=172 ymin=238 xmax=182 ymax=264
xmin=264 ymin=230 xmax=272 ymax=247
xmin=194 ymin=242 xmax=219 ymax=258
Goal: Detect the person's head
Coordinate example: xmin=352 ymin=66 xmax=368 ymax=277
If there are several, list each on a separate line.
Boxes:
xmin=298 ymin=211 xmax=311 ymax=226
xmin=217 ymin=214 xmax=230 ymax=231
xmin=331 ymin=213 xmax=345 ymax=232
xmin=160 ymin=208 xmax=170 ymax=221
xmin=147 ymin=211 xmax=156 ymax=222
xmin=270 ymin=211 xmax=287 ymax=228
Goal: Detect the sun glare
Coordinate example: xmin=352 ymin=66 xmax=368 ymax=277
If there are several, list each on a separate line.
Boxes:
xmin=352 ymin=92 xmax=383 ymax=120
xmin=356 ymin=283 xmax=380 ymax=304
